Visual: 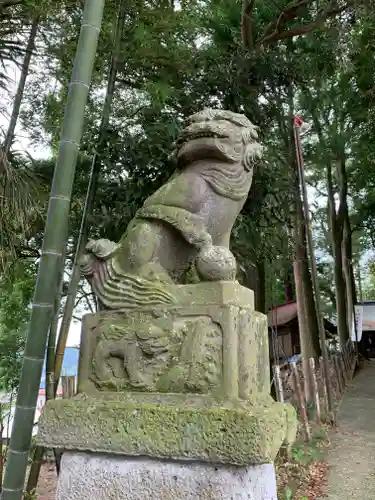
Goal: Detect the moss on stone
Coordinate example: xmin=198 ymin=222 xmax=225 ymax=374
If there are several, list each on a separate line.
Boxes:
xmin=37 ymin=394 xmax=295 ymax=466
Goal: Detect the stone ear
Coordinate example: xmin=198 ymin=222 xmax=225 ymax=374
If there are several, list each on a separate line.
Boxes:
xmin=243 ymin=142 xmax=263 ymax=171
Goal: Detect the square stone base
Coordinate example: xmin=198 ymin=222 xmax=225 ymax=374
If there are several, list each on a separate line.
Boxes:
xmin=57 ymin=452 xmax=278 ymax=500
xmin=37 ymin=393 xmax=297 ymax=465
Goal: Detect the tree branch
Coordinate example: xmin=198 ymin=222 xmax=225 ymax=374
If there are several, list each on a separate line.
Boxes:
xmin=254 ymin=0 xmax=354 ymax=48
xmin=241 ymin=0 xmax=256 ymax=50
xmin=0 ymin=0 xmax=22 ymax=9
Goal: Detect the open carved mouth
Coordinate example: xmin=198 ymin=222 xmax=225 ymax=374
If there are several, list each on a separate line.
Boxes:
xmin=177 ymin=130 xmax=228 ymax=147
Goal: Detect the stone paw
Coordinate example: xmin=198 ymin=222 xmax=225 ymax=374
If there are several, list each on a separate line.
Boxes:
xmin=85 ymin=238 xmax=118 ymax=260
xmin=195 ymin=245 xmax=237 ymax=281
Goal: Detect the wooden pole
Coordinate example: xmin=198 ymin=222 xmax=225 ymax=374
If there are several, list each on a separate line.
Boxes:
xmin=293 ymin=120 xmax=334 ymax=417
xmin=319 ymin=356 xmax=329 ymax=417
xmin=309 ymin=358 xmax=321 ymax=422
xmin=273 ymin=365 xmax=284 ymax=403
xmin=344 ymin=348 xmax=350 ymax=380
xmin=61 ymin=376 xmax=76 ymax=399
xmin=291 ymin=362 xmax=311 ymax=441
xmin=339 ymin=354 xmax=347 ymax=387
xmin=333 ymin=355 xmax=343 ymax=395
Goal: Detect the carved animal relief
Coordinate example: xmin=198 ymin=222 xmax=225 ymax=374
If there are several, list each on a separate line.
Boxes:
xmin=85 ymin=311 xmax=223 ymax=395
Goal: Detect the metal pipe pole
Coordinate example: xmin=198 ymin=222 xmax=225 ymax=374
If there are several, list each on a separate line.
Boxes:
xmin=293 ymin=120 xmax=335 ymax=418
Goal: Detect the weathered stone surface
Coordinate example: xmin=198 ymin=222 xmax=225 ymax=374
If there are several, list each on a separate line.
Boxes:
xmin=56 ymin=452 xmax=278 ymax=500
xmin=37 ymin=392 xmax=296 ymax=465
xmin=80 ymin=109 xmax=263 ymax=310
xmin=77 ymin=282 xmax=267 ymax=399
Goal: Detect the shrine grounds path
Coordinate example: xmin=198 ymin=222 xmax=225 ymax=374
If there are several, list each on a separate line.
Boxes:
xmin=321 ymin=360 xmax=375 ymax=499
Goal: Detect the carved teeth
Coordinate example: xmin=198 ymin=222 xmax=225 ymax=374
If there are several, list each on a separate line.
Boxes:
xmin=177 ymin=131 xmax=225 ymax=145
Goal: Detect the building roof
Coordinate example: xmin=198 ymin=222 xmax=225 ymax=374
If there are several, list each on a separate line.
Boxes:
xmin=267 ymin=301 xmax=297 ymax=327
xmin=267 ymin=300 xmax=336 ymax=335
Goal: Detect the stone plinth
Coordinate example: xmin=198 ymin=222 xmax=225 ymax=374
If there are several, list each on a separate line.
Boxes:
xmin=77 ymin=282 xmax=268 ymax=399
xmin=57 ymin=452 xmax=278 ymax=500
xmin=38 ymin=393 xmax=295 ymax=465
xmin=37 ymin=282 xmax=297 ymax=500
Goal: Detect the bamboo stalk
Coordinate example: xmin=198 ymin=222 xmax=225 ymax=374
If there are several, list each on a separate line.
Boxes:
xmin=54 ymin=0 xmax=127 ymax=392
xmin=273 ymin=364 xmax=284 ymax=403
xmin=309 ymin=357 xmax=321 ymax=423
xmin=291 ymin=362 xmax=311 ymax=441
xmin=1 ymin=3 xmax=105 ymax=499
xmin=26 ymin=2 xmax=125 ymax=492
xmin=26 ymin=264 xmax=65 ymax=494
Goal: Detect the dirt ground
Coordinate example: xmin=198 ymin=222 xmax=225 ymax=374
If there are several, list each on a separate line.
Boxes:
xmin=320 ymin=360 xmax=375 ymax=499
xmin=35 ymin=463 xmax=56 ymax=500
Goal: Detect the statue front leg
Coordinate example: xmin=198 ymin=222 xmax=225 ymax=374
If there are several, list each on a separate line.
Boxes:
xmin=92 ymin=339 xmax=125 ymax=386
xmin=116 ymin=220 xmax=173 ymax=284
xmin=123 ymin=339 xmax=152 ymax=390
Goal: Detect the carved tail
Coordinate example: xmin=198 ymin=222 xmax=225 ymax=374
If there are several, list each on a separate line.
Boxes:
xmin=85 ymin=256 xmax=178 ymax=310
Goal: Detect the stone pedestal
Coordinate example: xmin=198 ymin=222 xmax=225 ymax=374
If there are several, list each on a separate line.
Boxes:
xmin=38 ymin=282 xmax=297 ymax=500
xmin=57 ymin=452 xmax=278 ymax=500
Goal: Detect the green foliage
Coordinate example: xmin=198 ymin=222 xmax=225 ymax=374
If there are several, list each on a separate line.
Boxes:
xmin=0 ymin=260 xmax=36 ymax=391
xmin=292 ymin=442 xmax=319 ymax=466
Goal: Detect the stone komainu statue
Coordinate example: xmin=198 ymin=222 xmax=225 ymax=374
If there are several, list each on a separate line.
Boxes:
xmin=38 ymin=107 xmax=297 ymax=495
xmin=80 ymin=108 xmax=262 ymax=309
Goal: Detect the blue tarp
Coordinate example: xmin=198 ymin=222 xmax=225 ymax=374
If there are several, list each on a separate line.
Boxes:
xmin=39 ymin=347 xmax=79 ymax=389
xmin=286 ymin=354 xmax=302 ymax=364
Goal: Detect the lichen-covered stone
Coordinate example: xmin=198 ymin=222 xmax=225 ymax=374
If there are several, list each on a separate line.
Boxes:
xmin=77 ymin=282 xmax=272 ymax=401
xmin=38 ymin=392 xmax=296 ymax=466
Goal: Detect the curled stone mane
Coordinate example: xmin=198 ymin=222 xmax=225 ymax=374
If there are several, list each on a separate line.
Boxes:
xmin=199 ymin=162 xmax=251 ymax=201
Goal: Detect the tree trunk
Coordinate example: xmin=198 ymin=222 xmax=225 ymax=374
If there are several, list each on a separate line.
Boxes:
xmin=284 ymin=264 xmax=294 ymax=301
xmin=288 ymin=77 xmax=318 ymax=404
xmin=357 ymin=261 xmax=363 ymax=302
xmin=339 ymin=142 xmax=356 ymax=340
xmin=0 ymin=3 xmax=105 ymax=499
xmin=293 ymin=200 xmax=319 ymax=404
xmin=300 ymin=215 xmax=321 ymax=357
xmin=327 ymin=162 xmax=349 ymax=347
xmin=239 ymin=258 xmax=265 ymax=313
xmin=256 ymin=259 xmax=266 ymax=313
xmin=293 ymin=226 xmax=314 ymax=404
xmin=333 ymin=236 xmax=348 ymax=345
xmin=3 ymin=16 xmax=39 ymax=155
xmin=342 ymin=211 xmax=355 ymax=339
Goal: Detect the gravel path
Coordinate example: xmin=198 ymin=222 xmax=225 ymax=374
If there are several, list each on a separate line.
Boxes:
xmin=321 ymin=361 xmax=375 ymax=499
